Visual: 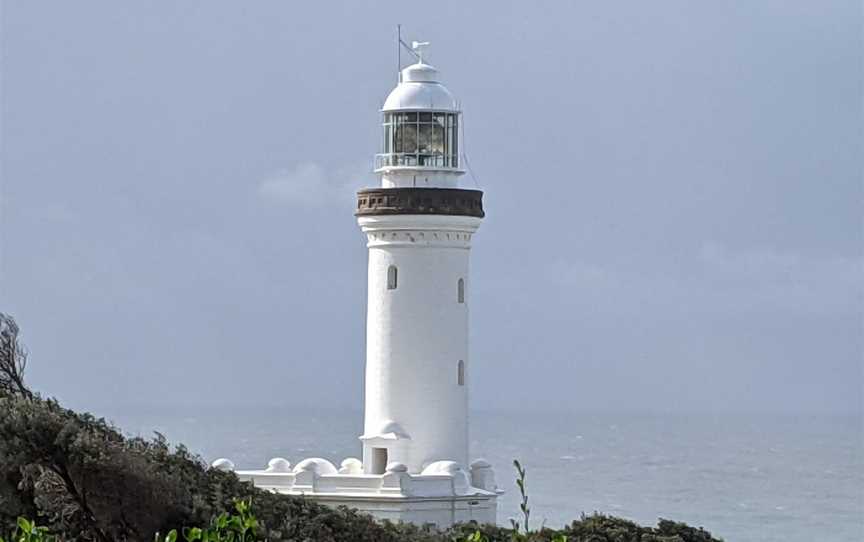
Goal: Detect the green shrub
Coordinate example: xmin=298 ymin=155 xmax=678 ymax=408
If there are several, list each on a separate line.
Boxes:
xmin=155 ymin=499 xmax=260 ymax=542
xmin=1 ymin=517 xmax=56 ymax=542
xmin=0 ymin=392 xmax=407 ymax=541
xmin=0 ymin=313 xmax=722 ymax=542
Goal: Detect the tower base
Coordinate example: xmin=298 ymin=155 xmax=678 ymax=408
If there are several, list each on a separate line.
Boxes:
xmin=214 ymin=456 xmax=499 ymax=528
xmin=269 ymin=492 xmax=497 ymax=527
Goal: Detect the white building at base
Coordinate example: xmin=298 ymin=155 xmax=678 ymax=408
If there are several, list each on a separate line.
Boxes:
xmin=215 ymin=44 xmax=499 ymax=527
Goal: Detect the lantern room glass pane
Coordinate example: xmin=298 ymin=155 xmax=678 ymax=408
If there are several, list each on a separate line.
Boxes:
xmin=418 ymin=123 xmax=432 ymax=153
xmin=394 ymin=121 xmax=403 ymax=153
xmin=380 ymin=111 xmax=460 ymax=169
xmin=446 ymin=114 xmax=456 ymax=167
xmin=403 ymin=123 xmax=417 ymax=153
xmin=452 ymin=115 xmax=458 ymax=167
xmin=432 ymin=122 xmax=445 ymax=154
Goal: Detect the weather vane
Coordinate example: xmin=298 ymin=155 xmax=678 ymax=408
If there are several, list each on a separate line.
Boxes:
xmin=396 ymin=26 xmax=430 ymax=82
xmin=411 ymin=41 xmax=430 ymax=64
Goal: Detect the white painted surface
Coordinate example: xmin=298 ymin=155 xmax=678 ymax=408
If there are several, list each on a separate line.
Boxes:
xmin=379 ymin=169 xmax=463 ymax=189
xmin=233 ymin=463 xmax=498 ymax=527
xmin=359 ymin=214 xmax=480 ymax=474
xmin=382 ymin=62 xmax=458 ymax=112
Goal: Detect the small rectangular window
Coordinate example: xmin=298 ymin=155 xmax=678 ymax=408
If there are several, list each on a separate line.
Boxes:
xmin=387 ymin=265 xmax=398 ymax=290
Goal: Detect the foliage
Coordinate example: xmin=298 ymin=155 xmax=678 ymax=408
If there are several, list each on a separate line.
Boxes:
xmin=155 ymin=499 xmax=260 ymax=542
xmin=0 ymin=390 xmax=409 ymax=541
xmin=558 ymin=514 xmax=720 ymax=542
xmin=451 ymin=515 xmax=720 ymax=542
xmin=0 ymin=313 xmax=722 ymax=542
xmin=0 ymin=517 xmax=56 ymax=542
xmin=510 ymin=459 xmax=532 ymax=537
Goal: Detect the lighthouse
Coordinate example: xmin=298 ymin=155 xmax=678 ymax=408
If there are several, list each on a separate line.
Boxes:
xmin=356 ymin=45 xmax=483 ymax=475
xmin=223 ymin=41 xmax=498 ymax=527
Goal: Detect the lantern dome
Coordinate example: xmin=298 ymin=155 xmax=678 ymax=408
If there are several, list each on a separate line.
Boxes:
xmin=376 ymin=50 xmax=464 ymax=186
xmin=382 ymin=62 xmax=458 ymax=112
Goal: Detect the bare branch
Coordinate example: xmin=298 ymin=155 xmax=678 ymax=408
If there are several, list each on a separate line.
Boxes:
xmin=0 ymin=312 xmax=33 ymax=399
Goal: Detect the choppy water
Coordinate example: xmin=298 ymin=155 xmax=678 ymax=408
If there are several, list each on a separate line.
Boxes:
xmin=106 ymin=407 xmax=863 ymax=542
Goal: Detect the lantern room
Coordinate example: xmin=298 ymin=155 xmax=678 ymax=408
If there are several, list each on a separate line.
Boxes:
xmin=376 ymin=60 xmax=464 ymax=188
xmin=380 ymin=111 xmax=458 ymax=169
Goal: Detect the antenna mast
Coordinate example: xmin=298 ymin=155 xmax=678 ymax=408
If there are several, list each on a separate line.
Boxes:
xmin=397 ymin=24 xmax=402 ymax=83
xmin=396 ymin=27 xmax=422 ymax=73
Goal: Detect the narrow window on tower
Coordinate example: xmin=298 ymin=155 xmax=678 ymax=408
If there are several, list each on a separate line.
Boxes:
xmin=457 ymin=278 xmax=465 ymax=303
xmin=457 ymin=360 xmax=465 ymax=386
xmin=387 ymin=265 xmax=398 ymax=290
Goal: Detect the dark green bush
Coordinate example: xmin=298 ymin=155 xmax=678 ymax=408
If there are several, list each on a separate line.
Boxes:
xmin=0 ymin=395 xmax=723 ymax=541
xmin=0 ymin=313 xmax=722 ymax=542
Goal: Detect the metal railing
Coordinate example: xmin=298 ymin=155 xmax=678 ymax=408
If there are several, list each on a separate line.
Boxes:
xmin=375 ymin=153 xmax=461 ymax=170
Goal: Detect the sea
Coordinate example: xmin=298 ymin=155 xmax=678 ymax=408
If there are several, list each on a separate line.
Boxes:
xmin=105 ymin=406 xmax=863 ymax=542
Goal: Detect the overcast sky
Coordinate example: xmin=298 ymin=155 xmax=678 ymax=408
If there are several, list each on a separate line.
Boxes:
xmin=1 ymin=1 xmax=860 ymax=415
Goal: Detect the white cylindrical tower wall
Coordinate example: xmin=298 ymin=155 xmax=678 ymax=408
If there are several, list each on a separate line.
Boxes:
xmin=359 ymin=215 xmax=479 ymax=473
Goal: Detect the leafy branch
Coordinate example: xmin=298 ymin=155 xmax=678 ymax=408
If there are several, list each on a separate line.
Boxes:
xmin=156 ymin=499 xmax=260 ymax=542
xmin=0 ymin=517 xmax=57 ymax=542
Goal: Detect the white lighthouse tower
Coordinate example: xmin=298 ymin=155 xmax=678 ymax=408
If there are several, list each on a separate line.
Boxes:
xmin=356 ymin=45 xmax=482 ymax=476
xmin=223 ymin=42 xmax=498 ymax=527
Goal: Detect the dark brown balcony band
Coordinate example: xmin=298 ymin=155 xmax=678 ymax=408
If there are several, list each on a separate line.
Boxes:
xmin=356 ymin=188 xmax=484 ymax=218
